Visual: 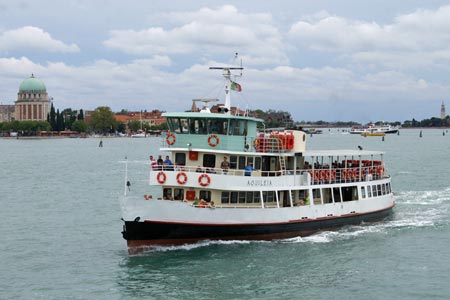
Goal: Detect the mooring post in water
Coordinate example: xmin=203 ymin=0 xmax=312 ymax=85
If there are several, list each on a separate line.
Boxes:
xmin=124 ymin=157 xmax=129 ymax=196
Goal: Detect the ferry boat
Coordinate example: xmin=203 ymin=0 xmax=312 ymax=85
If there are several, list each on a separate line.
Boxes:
xmin=119 ymin=66 xmax=395 ymax=253
xmin=350 ymin=123 xmax=399 ymax=135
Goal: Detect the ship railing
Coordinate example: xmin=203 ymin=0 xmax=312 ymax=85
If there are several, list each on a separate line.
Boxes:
xmin=253 ymin=136 xmax=291 ymax=153
xmin=304 ymin=166 xmax=388 ymax=185
xmin=151 ymin=165 xmax=388 ymax=181
xmin=151 ymin=165 xmax=283 ymax=177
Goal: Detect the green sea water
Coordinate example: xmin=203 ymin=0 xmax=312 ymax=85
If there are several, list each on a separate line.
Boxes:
xmin=1 ymin=129 xmax=449 ymax=300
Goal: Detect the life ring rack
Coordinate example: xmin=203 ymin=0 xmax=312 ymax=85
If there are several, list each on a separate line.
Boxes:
xmin=157 ymin=171 xmax=166 ymax=184
xmin=176 ymin=171 xmax=188 ymax=185
xmin=207 ymin=134 xmax=220 ymax=147
xmin=198 ymin=173 xmax=211 ymax=187
xmin=166 ymin=133 xmax=176 ymax=145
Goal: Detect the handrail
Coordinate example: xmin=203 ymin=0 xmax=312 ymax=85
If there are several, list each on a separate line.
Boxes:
xmin=151 ymin=164 xmax=387 ymax=183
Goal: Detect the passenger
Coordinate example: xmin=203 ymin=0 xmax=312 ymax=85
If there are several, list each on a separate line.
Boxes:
xmin=149 ymin=155 xmax=157 ymax=169
xmin=220 ymin=157 xmax=230 ymax=174
xmin=244 ymin=162 xmax=256 ymax=176
xmin=196 ymin=166 xmax=203 ymax=173
xmin=304 ymin=192 xmax=310 ymax=205
xmin=209 ymin=200 xmax=215 ymax=208
xmin=157 ymin=155 xmax=164 ymax=170
xmin=164 ymin=155 xmax=174 ymax=171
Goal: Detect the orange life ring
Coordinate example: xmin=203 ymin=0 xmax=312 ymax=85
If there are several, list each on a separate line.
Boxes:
xmin=377 ymin=166 xmax=384 ymax=176
xmin=207 ymin=134 xmax=220 ymax=147
xmin=157 ymin=171 xmax=166 ymax=184
xmin=342 ymin=170 xmax=347 ymax=179
xmin=348 ymin=169 xmax=354 ymax=179
xmin=331 ymin=169 xmax=337 ymax=180
xmin=176 ymin=171 xmax=188 ymax=184
xmin=198 ymin=173 xmax=211 ymax=186
xmin=319 ymin=170 xmax=326 ymax=180
xmin=352 ymin=169 xmax=358 ymax=178
xmin=325 ymin=170 xmax=331 ymax=181
xmin=166 ymin=133 xmax=176 ymax=145
xmin=313 ymin=170 xmax=320 ymax=181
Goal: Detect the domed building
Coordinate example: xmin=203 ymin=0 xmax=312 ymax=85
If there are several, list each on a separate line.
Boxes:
xmin=15 ymin=74 xmax=52 ymax=121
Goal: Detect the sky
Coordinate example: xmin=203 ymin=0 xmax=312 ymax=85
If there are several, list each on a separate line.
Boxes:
xmin=1 ymin=0 xmax=450 ymax=123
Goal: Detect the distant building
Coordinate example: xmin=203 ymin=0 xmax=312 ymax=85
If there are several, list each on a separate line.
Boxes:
xmin=0 ymin=104 xmax=15 ymax=122
xmin=15 ymin=74 xmax=52 ymax=121
xmin=115 ymin=110 xmax=166 ymax=128
xmin=441 ymin=101 xmax=446 ymax=119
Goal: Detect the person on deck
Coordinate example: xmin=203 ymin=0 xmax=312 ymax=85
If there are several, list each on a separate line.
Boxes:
xmin=244 ymin=162 xmax=256 ymax=176
xmin=164 ymin=155 xmax=174 ymax=171
xmin=220 ymin=157 xmax=230 ymax=174
xmin=150 ymin=155 xmax=157 ymax=169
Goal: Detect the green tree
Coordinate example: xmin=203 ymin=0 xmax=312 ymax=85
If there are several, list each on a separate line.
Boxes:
xmin=90 ymin=106 xmax=118 ymax=133
xmin=49 ymin=103 xmax=57 ymax=130
xmin=77 ymin=109 xmax=84 ymax=120
xmin=128 ymin=120 xmax=142 ymax=132
xmin=71 ymin=120 xmax=88 ymax=133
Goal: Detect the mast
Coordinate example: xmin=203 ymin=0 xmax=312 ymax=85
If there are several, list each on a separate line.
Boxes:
xmin=209 ymin=64 xmax=243 ymax=114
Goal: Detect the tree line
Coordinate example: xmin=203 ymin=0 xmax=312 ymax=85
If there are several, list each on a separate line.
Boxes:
xmin=1 ymin=106 xmax=449 ymax=136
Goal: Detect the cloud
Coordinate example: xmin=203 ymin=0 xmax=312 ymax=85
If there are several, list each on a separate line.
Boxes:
xmin=0 ymin=26 xmax=80 ymax=53
xmin=0 ymin=55 xmax=446 ymax=122
xmin=103 ymin=5 xmax=288 ymax=65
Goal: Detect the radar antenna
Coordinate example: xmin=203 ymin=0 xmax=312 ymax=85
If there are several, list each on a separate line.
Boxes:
xmin=192 ymin=98 xmax=219 ymax=113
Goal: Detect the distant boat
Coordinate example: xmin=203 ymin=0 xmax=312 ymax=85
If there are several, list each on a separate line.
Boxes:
xmin=131 ymin=130 xmax=147 ymax=138
xmin=304 ymin=128 xmax=323 ymax=134
xmin=351 ymin=123 xmax=399 ymax=135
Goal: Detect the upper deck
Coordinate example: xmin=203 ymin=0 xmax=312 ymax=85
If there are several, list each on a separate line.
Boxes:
xmin=162 ymin=111 xmax=307 ymax=154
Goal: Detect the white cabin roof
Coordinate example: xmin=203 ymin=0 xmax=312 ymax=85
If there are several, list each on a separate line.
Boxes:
xmin=303 ymin=149 xmax=384 ymax=157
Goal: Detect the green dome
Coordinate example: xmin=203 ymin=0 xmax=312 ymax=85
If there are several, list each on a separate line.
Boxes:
xmin=19 ymin=74 xmax=46 ymax=92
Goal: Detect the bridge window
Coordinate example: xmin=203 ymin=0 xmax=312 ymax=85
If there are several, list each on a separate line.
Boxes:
xmin=203 ymin=154 xmax=216 ymax=168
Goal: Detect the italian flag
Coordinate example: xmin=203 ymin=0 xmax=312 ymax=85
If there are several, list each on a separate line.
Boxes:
xmin=231 ymin=81 xmax=242 ymax=92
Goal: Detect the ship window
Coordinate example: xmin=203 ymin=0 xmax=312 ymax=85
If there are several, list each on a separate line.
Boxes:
xmin=163 ymin=188 xmax=172 ymax=200
xmin=263 ymin=191 xmax=275 ymax=203
xmin=221 ymin=192 xmax=230 ymax=204
xmin=229 ymin=119 xmax=248 ymax=136
xmin=203 ymin=154 xmax=216 ymax=168
xmin=367 ymin=185 xmax=372 ymax=197
xmin=238 ymin=156 xmax=246 ymax=169
xmin=199 ymin=190 xmax=211 ymax=202
xmin=246 ymin=192 xmax=253 ymax=203
xmin=377 ymin=184 xmax=382 ymax=196
xmin=239 ymin=192 xmax=246 ymax=203
xmin=361 ymin=186 xmax=366 ymax=199
xmin=175 ymin=153 xmax=186 ymax=166
xmin=342 ymin=186 xmax=358 ymax=201
xmin=254 ymin=157 xmax=261 ymax=169
xmin=189 ymin=118 xmax=207 ymax=134
xmin=174 ymin=189 xmax=184 ymax=200
xmin=230 ymin=192 xmax=238 ymax=203
xmin=254 ymin=192 xmax=261 ymax=204
xmin=207 ymin=119 xmax=227 ymax=135
xmin=381 ymin=184 xmax=386 ymax=195
xmin=229 ymin=156 xmax=238 ymax=169
xmin=333 ymin=187 xmax=341 ymax=202
xmin=372 ymin=185 xmax=377 ymax=197
xmin=322 ymin=188 xmax=333 ymax=203
xmin=386 ymin=183 xmax=391 ymax=194
xmin=312 ymin=188 xmax=321 ymax=205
